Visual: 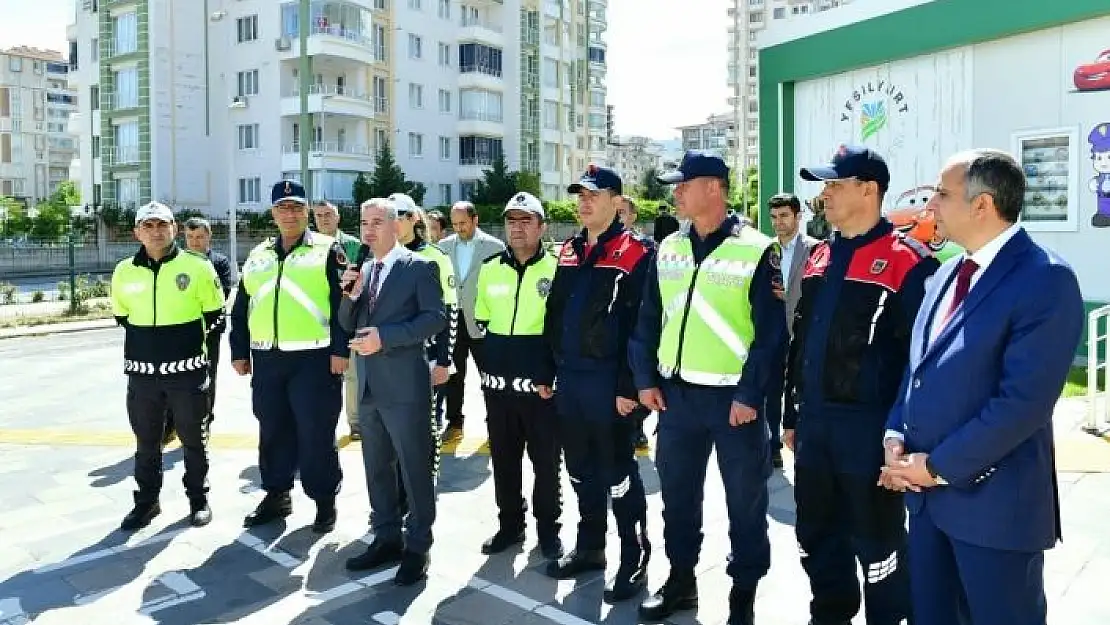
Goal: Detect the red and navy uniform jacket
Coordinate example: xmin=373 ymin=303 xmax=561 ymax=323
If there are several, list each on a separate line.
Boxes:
xmin=784 ymin=218 xmax=938 ymax=427
xmin=544 ymin=218 xmax=654 ymax=401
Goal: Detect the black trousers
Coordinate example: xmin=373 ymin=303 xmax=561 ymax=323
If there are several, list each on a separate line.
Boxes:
xmin=127 ymin=371 xmax=210 ymax=504
xmin=166 ymin=332 xmax=221 ymax=434
xmin=443 ymin=319 xmax=473 ymax=429
xmin=484 ymin=391 xmax=562 ymax=537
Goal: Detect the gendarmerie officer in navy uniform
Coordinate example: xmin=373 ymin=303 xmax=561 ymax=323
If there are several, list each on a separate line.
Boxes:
xmin=229 ymin=180 xmax=351 ymax=533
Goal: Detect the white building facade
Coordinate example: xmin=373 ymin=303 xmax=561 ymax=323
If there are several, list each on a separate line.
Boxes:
xmin=67 ymin=0 xmax=609 ymax=216
xmin=0 ymin=47 xmax=79 ymax=205
xmin=605 ymin=135 xmax=661 ymax=190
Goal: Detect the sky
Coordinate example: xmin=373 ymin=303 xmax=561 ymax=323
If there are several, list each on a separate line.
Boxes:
xmin=0 ymin=0 xmax=729 ymax=141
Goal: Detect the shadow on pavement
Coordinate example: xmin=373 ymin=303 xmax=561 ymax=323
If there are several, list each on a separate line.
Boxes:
xmin=437 ymin=450 xmax=492 ymax=494
xmin=88 ymin=447 xmax=184 ymax=489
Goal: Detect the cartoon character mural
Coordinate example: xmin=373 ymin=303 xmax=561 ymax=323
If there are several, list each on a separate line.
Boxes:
xmin=885 ymin=186 xmax=965 ymax=262
xmin=1089 ymin=123 xmax=1110 ymax=228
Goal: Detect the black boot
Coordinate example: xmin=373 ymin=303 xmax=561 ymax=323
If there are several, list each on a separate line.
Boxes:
xmin=481 ymin=527 xmax=526 ymax=554
xmin=188 ymin=498 xmax=212 ymax=527
xmin=312 ymin=498 xmax=337 ymax=533
xmin=120 ymin=492 xmax=160 ymax=532
xmin=727 ymin=584 xmax=756 ymax=625
xmin=543 ymin=548 xmax=605 ymax=579
xmin=604 ymin=535 xmax=651 ymax=603
xmin=639 ymin=568 xmax=698 ymax=621
xmin=346 ymin=537 xmax=404 ymax=571
xmin=243 ymin=491 xmax=292 ymax=528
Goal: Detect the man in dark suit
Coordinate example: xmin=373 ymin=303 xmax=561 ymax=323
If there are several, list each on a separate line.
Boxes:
xmin=882 ymin=149 xmax=1084 ymax=625
xmin=766 ymin=193 xmax=817 ymax=468
xmin=339 ymin=197 xmax=447 ymax=587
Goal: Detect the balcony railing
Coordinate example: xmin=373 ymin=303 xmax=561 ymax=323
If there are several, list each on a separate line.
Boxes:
xmin=290 ymin=83 xmax=375 ymax=103
xmin=106 ymin=92 xmax=140 ymax=111
xmin=458 ymin=110 xmax=503 ymax=123
xmin=460 ymin=17 xmax=504 ymax=33
xmin=460 ymin=156 xmax=498 ymax=167
xmin=107 ymin=145 xmax=139 ymax=165
xmin=460 ymin=64 xmax=503 ymax=78
xmin=104 ymin=39 xmax=139 ymax=59
xmin=282 ymin=142 xmax=373 ymax=157
xmin=286 ymin=25 xmax=381 ymax=60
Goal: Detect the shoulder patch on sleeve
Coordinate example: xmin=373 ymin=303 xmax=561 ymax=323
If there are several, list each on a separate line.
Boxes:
xmin=894 ymin=231 xmax=933 ymax=259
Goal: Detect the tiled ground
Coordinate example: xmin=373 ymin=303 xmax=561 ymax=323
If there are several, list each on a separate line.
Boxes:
xmin=0 ymin=328 xmax=1108 ymax=625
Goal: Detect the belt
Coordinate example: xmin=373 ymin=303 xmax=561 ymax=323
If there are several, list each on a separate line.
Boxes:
xmin=124 ymin=356 xmax=208 ymax=375
xmin=250 ymin=338 xmax=330 ymax=351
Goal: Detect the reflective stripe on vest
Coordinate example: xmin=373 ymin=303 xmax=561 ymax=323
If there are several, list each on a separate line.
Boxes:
xmin=241 ymin=236 xmax=333 ymax=351
xmin=656 ymin=226 xmax=771 ymax=386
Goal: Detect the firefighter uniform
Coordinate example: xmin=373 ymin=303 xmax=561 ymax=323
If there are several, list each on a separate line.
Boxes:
xmin=229 ymin=180 xmax=350 ymax=532
xmin=472 ymin=192 xmax=562 ymax=559
xmin=111 ymin=202 xmax=225 ymax=531
xmin=629 ymin=152 xmax=788 ymax=625
xmin=787 ymin=147 xmax=939 ymax=625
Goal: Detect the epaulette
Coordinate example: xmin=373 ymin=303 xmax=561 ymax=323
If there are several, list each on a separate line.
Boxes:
xmin=894 ymin=230 xmax=932 ymax=259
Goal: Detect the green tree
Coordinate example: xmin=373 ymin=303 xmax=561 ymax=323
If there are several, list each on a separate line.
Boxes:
xmin=469 ymin=152 xmax=518 ymax=206
xmin=513 ymin=170 xmax=542 ymax=198
xmin=640 ymin=167 xmax=668 ymax=201
xmin=352 ymin=172 xmax=373 ymax=207
xmin=361 ymin=141 xmax=427 ymax=206
xmin=0 ymin=196 xmax=31 ymax=236
xmin=407 ymin=181 xmax=427 ymax=205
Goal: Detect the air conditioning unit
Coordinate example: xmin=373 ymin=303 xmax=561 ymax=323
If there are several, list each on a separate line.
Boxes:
xmin=275 ymin=37 xmax=291 ymax=51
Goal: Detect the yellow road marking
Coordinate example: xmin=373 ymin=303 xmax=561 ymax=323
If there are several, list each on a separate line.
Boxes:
xmin=0 ymin=429 xmax=654 ymax=457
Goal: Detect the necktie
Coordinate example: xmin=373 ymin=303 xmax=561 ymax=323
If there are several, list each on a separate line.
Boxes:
xmin=944 ymin=258 xmax=980 ymax=322
xmin=365 ymin=261 xmax=384 ymax=314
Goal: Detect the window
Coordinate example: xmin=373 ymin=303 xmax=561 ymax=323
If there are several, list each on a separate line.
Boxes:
xmin=409 ymin=83 xmax=424 ymax=108
xmin=238 ymin=177 xmax=262 ymax=204
xmin=114 ymin=68 xmax=138 ymax=109
xmin=118 ymin=178 xmax=139 ymax=208
xmin=409 ymin=0 xmax=422 ymax=9
xmin=458 ymin=44 xmax=503 ymax=77
xmin=237 ymin=15 xmax=259 ymax=42
xmin=458 ymin=89 xmax=502 ymax=122
xmin=748 ymin=100 xmax=758 ymax=114
xmin=588 ymin=113 xmax=605 ymax=130
xmin=373 ymin=76 xmax=388 ymax=112
xmin=589 ymin=90 xmax=604 ymax=107
xmin=438 ymin=88 xmax=451 ymax=113
xmin=748 ymin=66 xmax=757 ymax=78
xmin=372 ymin=24 xmax=387 ymax=61
xmin=439 ymin=183 xmax=452 ymax=205
xmin=543 ymin=100 xmax=559 ymax=130
xmin=773 ymin=7 xmax=785 ymax=19
xmin=439 ymin=136 xmax=451 ymax=160
xmin=115 ymin=121 xmax=139 ymax=163
xmin=542 ymin=58 xmax=558 ymax=87
xmin=749 ymin=11 xmax=763 ymax=23
xmin=749 ymin=48 xmax=757 ymax=61
xmin=542 ymin=142 xmax=557 ymax=171
xmin=114 ymin=12 xmax=138 ymax=55
xmin=460 ymin=180 xmax=476 ymax=201
xmin=238 ymin=123 xmax=260 ymax=149
xmin=237 ymin=70 xmax=259 ymax=96
xmin=408 ymin=34 xmax=423 ymax=59
xmin=438 ymin=43 xmax=451 ymax=67
xmin=8 ymin=57 xmax=21 ymax=72
xmin=409 ymin=132 xmax=424 ymax=157
xmin=374 ymin=0 xmax=386 ymax=8
xmin=374 ymin=128 xmax=387 ymax=152
xmin=90 ymin=38 xmax=98 ymax=63
xmin=458 ymin=136 xmax=502 ymax=166
xmin=1012 ymin=127 xmax=1081 ymax=232
xmin=438 ymin=0 xmax=450 ymax=19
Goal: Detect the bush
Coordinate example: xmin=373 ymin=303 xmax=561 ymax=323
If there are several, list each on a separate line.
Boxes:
xmin=0 ymin=282 xmax=15 ymax=304
xmin=31 ymin=290 xmax=45 ymax=303
xmin=57 ymin=275 xmax=111 ymax=307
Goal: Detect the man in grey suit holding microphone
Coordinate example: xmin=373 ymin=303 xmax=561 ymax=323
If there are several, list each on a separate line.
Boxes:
xmin=768 ymin=193 xmax=818 ymax=468
xmin=338 ymin=197 xmax=447 ymax=586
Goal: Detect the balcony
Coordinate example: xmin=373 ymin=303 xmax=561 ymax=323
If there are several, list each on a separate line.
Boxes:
xmin=459 ymin=65 xmax=504 ymax=91
xmin=458 ymin=156 xmax=498 ymax=180
xmin=105 ymin=93 xmax=140 ymax=113
xmin=281 ymin=84 xmax=380 ymax=119
xmin=104 ymin=40 xmax=140 ymax=61
xmin=105 ymin=145 xmax=140 ymax=166
xmin=457 ymin=111 xmax=504 ymax=137
xmin=588 ymin=60 xmax=606 ymax=76
xmin=281 ymin=142 xmax=374 ymax=172
xmin=458 ymin=18 xmax=505 ymax=48
xmin=278 ymin=26 xmax=382 ymax=67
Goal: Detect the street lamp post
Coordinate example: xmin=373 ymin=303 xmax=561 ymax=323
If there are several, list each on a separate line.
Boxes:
xmin=298 ymin=0 xmax=311 ymax=200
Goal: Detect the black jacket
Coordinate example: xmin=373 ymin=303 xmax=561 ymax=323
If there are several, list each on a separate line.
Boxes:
xmin=545 ymin=218 xmax=655 ymax=400
xmin=205 ymin=248 xmax=233 ymax=333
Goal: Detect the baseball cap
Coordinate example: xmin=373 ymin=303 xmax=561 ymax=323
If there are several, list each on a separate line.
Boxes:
xmin=503 ymin=192 xmax=545 ymax=219
xmin=657 ymin=151 xmax=730 ymax=184
xmin=568 ymin=163 xmax=623 ymax=195
xmin=800 ymin=144 xmax=890 ymax=193
xmin=135 ymin=201 xmax=174 ymax=224
xmin=271 ymin=180 xmax=308 ymax=206
xmin=388 ymin=193 xmax=419 ymax=215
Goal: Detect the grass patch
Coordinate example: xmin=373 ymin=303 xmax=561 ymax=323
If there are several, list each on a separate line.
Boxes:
xmin=1062 ymin=366 xmax=1107 ymax=398
xmin=0 ymin=302 xmax=114 ymax=330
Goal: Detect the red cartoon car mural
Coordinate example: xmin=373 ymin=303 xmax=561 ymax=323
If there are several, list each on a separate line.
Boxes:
xmin=885 ymin=186 xmax=964 ymax=262
xmin=1074 ymin=49 xmax=1110 ymax=92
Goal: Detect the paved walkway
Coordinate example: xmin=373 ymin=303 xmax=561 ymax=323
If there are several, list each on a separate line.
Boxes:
xmin=0 ymin=329 xmax=1108 ymax=624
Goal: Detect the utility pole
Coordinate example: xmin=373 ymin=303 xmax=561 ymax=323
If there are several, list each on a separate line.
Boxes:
xmin=298 ymin=0 xmax=312 ymax=200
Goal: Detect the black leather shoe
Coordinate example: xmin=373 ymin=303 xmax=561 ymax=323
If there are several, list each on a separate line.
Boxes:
xmin=312 ymin=499 xmax=337 ymax=533
xmin=394 ymin=550 xmax=430 ymax=586
xmin=544 ymin=549 xmax=605 ymax=579
xmin=727 ymin=585 xmax=756 ymax=625
xmin=243 ymin=491 xmax=292 ymax=528
xmin=772 ymin=449 xmax=784 ymax=469
xmin=346 ymin=538 xmax=404 ymax=571
xmin=539 ymin=535 xmax=564 ymax=560
xmin=349 ymin=427 xmax=361 ymax=441
xmin=639 ymin=569 xmax=698 ymax=621
xmin=481 ymin=527 xmax=525 ymax=554
xmin=188 ymin=500 xmax=212 ymax=527
xmin=120 ymin=497 xmax=160 ymax=532
xmin=605 ymin=536 xmax=651 ymax=603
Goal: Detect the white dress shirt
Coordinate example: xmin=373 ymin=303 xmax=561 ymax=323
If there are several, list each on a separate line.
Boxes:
xmin=354 ymin=242 xmax=404 ymax=302
xmin=455 ymin=237 xmax=476 ymax=280
xmin=779 ymin=231 xmax=803 ymax=287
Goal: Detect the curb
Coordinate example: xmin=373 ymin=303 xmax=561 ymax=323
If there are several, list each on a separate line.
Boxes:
xmin=0 ymin=318 xmax=117 ymax=340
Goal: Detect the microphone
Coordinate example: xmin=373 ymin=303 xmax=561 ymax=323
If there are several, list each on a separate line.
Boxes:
xmin=344 ymin=244 xmax=371 ymax=294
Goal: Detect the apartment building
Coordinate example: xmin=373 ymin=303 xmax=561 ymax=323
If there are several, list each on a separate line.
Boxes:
xmin=677 ymin=112 xmax=735 ymax=159
xmin=67 ymin=0 xmax=609 ymax=216
xmin=727 ymin=0 xmax=849 ymax=172
xmin=0 ymin=46 xmax=79 ymax=206
xmin=605 ymin=134 xmax=661 ymax=189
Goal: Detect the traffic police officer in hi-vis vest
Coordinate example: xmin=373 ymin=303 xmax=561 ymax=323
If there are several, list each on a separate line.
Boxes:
xmin=471 ymin=192 xmax=564 ymax=560
xmin=111 ymin=201 xmax=226 ymax=531
xmin=629 ymin=151 xmax=788 ymax=625
xmin=229 ymin=180 xmax=352 ymax=534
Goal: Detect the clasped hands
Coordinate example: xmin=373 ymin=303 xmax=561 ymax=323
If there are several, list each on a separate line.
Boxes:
xmin=878 ymin=439 xmax=938 ymax=492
